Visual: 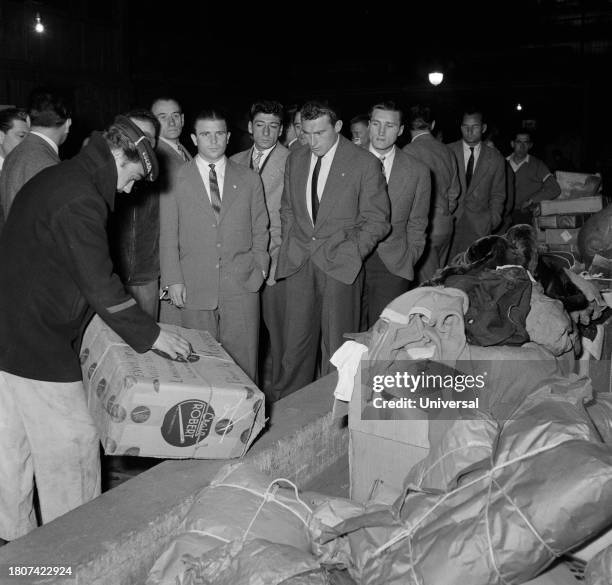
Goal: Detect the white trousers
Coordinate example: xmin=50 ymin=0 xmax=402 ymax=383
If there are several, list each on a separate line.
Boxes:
xmin=0 ymin=370 xmax=101 ymax=540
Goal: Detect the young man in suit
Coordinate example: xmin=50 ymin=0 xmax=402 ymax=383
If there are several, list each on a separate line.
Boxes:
xmin=448 ymin=109 xmax=506 ymax=258
xmin=159 ymin=109 xmax=269 ymax=381
xmin=403 ymin=105 xmax=460 ymax=282
xmin=0 ymin=89 xmax=72 ymax=218
xmin=273 ymin=100 xmax=390 ymax=399
xmin=362 ymin=101 xmax=431 ymax=327
xmin=230 ymin=100 xmax=289 ymax=390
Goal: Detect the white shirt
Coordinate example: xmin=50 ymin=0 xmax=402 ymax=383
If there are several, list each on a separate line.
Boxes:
xmin=31 ymin=131 xmax=59 ymax=155
xmin=306 ymin=136 xmax=340 ymax=223
xmin=0 ymin=155 xmax=4 ymax=172
xmin=195 ymin=155 xmax=227 ymax=203
xmin=160 ymin=136 xmax=187 ymax=159
xmin=369 ymin=144 xmax=396 ymax=182
xmin=252 ymin=144 xmax=275 ymax=170
xmin=462 ymin=141 xmax=481 ymax=170
xmin=507 ymin=153 xmax=530 ymax=173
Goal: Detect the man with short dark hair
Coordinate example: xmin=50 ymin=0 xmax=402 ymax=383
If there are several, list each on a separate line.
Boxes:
xmin=0 ymin=115 xmax=190 ymax=542
xmin=273 ymin=100 xmax=390 ymax=398
xmin=362 ymin=101 xmax=430 ymax=327
xmin=448 ymin=109 xmax=506 ymax=258
xmin=0 ymin=89 xmax=72 ymax=217
xmin=350 ymin=114 xmax=370 ymax=149
xmin=231 ymin=100 xmax=289 ymax=389
xmin=403 ymin=104 xmax=460 ymax=281
xmin=0 ymin=108 xmax=30 ymax=172
xmin=283 ymin=104 xmax=300 ymax=149
xmin=159 ymin=109 xmax=269 ymax=381
xmin=507 ymin=130 xmax=560 ymax=225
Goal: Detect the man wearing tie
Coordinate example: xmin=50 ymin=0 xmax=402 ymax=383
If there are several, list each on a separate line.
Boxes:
xmin=448 ymin=109 xmax=506 ymax=259
xmin=231 ymin=100 xmax=289 ymax=390
xmin=273 ymin=101 xmax=390 ymax=399
xmin=362 ymin=101 xmax=430 ymax=328
xmin=159 ymin=109 xmax=269 ymax=381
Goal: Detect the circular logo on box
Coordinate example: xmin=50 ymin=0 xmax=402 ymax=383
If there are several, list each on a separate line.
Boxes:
xmin=123 ymin=446 xmax=140 ymax=456
xmin=96 ymin=378 xmax=107 ymax=398
xmin=244 ymin=386 xmax=255 ymax=400
xmin=131 ymin=405 xmax=151 ymax=423
xmin=214 ymin=418 xmax=234 ymax=435
xmin=80 ymin=348 xmax=89 ymax=365
xmin=161 ymin=400 xmax=215 ymax=447
xmin=104 ymin=437 xmax=117 ymax=454
xmin=87 ymin=362 xmax=98 ymax=380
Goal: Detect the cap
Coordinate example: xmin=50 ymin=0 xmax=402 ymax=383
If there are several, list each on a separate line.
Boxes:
xmin=113 ymin=115 xmax=159 ymax=182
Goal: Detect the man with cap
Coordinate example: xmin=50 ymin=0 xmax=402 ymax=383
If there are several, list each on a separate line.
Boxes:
xmin=0 ymin=115 xmax=190 ymax=543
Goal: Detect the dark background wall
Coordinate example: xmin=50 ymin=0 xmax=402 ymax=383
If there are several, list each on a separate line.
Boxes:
xmin=1 ymin=0 xmax=611 ymax=183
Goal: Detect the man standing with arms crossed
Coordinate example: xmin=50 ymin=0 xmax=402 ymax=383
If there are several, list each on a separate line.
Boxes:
xmin=273 ymin=101 xmax=389 ymax=399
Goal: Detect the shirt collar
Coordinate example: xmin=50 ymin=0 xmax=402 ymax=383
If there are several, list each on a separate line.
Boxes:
xmin=411 ymin=130 xmax=430 ymax=141
xmin=463 ymin=140 xmax=481 ymax=153
xmin=369 ymin=143 xmax=396 ymax=162
xmin=197 ymin=154 xmax=227 ymax=170
xmin=507 ymin=153 xmax=530 ymax=171
xmin=253 ymin=143 xmax=276 ymax=157
xmin=159 ymin=136 xmax=181 ymax=152
xmin=311 ymin=134 xmax=340 ymax=162
xmin=31 ymin=131 xmax=59 ymax=154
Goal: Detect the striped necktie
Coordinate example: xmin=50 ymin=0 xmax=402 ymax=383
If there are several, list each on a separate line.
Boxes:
xmin=252 ymin=149 xmax=264 ymax=173
xmin=177 ymin=143 xmax=190 ymax=162
xmin=208 ymin=163 xmax=222 ymax=220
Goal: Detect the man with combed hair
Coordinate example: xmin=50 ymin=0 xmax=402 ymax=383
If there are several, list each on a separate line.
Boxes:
xmin=0 ymin=108 xmax=30 ymax=171
xmin=0 ymin=115 xmax=190 ymax=543
xmin=448 ymin=108 xmax=506 ymax=258
xmin=0 ymin=89 xmax=72 ymax=217
xmin=159 ymin=109 xmax=269 ymax=381
xmin=362 ymin=101 xmax=430 ymax=327
xmin=273 ymin=100 xmax=390 ymax=399
xmin=403 ymin=104 xmax=460 ymax=281
xmin=507 ymin=130 xmax=560 ymax=225
xmin=231 ymin=100 xmax=289 ymax=390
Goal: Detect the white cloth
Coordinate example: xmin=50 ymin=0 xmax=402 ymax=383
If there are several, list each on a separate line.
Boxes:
xmin=195 ymin=154 xmax=227 ymax=203
xmin=30 ymin=130 xmax=59 ymax=155
xmin=462 ymin=140 xmax=481 ymax=170
xmin=330 ymin=341 xmax=368 ymax=402
xmin=0 ymin=371 xmax=100 ymax=540
xmin=306 ymin=136 xmax=340 ymax=223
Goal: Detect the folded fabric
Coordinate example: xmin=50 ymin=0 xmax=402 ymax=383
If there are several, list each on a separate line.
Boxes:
xmin=331 ymin=341 xmax=368 ymax=403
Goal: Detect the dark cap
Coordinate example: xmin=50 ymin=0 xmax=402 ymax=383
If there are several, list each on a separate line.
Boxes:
xmin=113 ymin=115 xmax=159 ymax=182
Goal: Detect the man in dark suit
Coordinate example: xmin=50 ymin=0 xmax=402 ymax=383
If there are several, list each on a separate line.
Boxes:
xmin=448 ymin=109 xmax=506 ymax=259
xmin=273 ymin=100 xmax=390 ymax=399
xmin=0 ymin=89 xmax=72 ymax=218
xmin=230 ymin=100 xmax=289 ymax=389
xmin=159 ymin=109 xmax=269 ymax=381
xmin=403 ymin=105 xmax=460 ymax=282
xmin=362 ymin=101 xmax=430 ymax=328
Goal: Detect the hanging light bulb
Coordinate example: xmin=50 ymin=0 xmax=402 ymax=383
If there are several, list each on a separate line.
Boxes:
xmin=428 ymin=71 xmax=444 ymax=86
xmin=516 ymin=103 xmax=523 ymax=111
xmin=34 ymin=13 xmax=45 ymax=34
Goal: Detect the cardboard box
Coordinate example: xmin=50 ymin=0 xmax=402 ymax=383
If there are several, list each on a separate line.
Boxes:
xmin=80 ymin=316 xmax=265 ymax=459
xmin=539 ymin=196 xmax=603 ymax=216
xmin=544 ymin=228 xmax=580 ymax=246
xmin=536 ymin=214 xmax=587 ymax=229
xmin=348 ymin=355 xmax=429 ymax=502
xmin=556 ymin=171 xmax=601 ymax=199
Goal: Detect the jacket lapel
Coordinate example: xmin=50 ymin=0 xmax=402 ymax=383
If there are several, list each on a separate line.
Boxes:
xmin=454 ymin=142 xmax=468 ymax=195
xmin=295 ymin=147 xmax=312 ymax=227
xmin=468 ymin=144 xmax=489 ymax=193
xmin=315 ymin=136 xmax=348 ymax=226
xmin=188 ymin=160 xmax=215 ymax=216
xmin=219 ymin=159 xmax=239 ymax=222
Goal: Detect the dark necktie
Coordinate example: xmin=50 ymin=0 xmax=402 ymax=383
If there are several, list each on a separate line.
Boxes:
xmin=466 ymin=147 xmax=475 ymax=189
xmin=311 ymin=155 xmax=322 ymax=223
xmin=208 ymin=163 xmax=222 ymax=220
xmin=380 ymin=156 xmax=386 ymax=182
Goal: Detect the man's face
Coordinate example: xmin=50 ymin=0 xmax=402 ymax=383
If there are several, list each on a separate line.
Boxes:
xmin=0 ymin=119 xmax=30 ymax=156
xmin=116 ymin=157 xmax=145 ymax=193
xmin=512 ymin=133 xmax=532 ymax=160
xmin=351 ymin=121 xmax=370 ymax=147
xmin=369 ymin=109 xmax=403 ymax=153
xmin=301 ymin=115 xmax=342 ymax=157
xmin=152 ymin=99 xmax=184 ymax=142
xmin=460 ymin=114 xmax=486 ymax=146
xmin=249 ymin=113 xmax=282 ymax=151
xmin=294 ymin=111 xmax=308 ymax=145
xmin=191 ymin=118 xmax=230 ymax=162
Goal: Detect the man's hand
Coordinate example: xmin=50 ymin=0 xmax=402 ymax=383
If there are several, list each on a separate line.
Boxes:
xmin=153 ymin=329 xmax=191 ymax=359
xmin=168 ymin=283 xmax=186 ymax=308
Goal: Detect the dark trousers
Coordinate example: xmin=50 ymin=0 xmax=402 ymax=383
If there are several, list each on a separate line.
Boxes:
xmin=260 ymin=279 xmax=286 ymax=390
xmin=416 ymin=230 xmax=453 ymax=284
xmin=272 ymin=260 xmax=363 ymax=400
xmin=362 ymin=252 xmax=411 ymax=330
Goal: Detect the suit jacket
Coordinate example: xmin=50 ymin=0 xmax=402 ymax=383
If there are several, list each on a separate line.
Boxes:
xmin=159 ymin=157 xmax=269 ymax=310
xmin=376 ymin=148 xmax=430 ymax=281
xmin=0 ymin=133 xmax=60 ymax=217
xmin=231 ymin=143 xmax=289 ymax=284
xmin=448 ymin=140 xmax=506 ymax=236
xmin=403 ymin=132 xmax=459 ymax=236
xmin=277 ymin=135 xmax=390 ymax=286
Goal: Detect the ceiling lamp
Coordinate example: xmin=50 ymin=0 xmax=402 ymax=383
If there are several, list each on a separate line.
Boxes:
xmin=428 ymin=72 xmax=444 ymax=86
xmin=34 ymin=13 xmax=45 ymax=34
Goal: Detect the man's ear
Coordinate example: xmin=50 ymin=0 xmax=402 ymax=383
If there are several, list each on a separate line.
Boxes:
xmin=191 ymin=133 xmax=197 ymax=147
xmin=431 ymin=120 xmax=436 ymax=131
xmin=482 ymin=123 xmax=488 ymax=135
xmin=226 ymin=131 xmax=231 ymax=144
xmin=248 ymin=121 xmax=253 ymax=136
xmin=334 ymin=120 xmax=343 ymax=133
xmin=398 ymin=124 xmax=405 ymax=138
xmin=0 ymin=130 xmax=6 ymax=147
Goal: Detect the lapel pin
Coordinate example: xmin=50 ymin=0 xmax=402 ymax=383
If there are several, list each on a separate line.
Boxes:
xmin=233 ymin=184 xmax=237 ymax=189
xmin=341 ymin=172 xmax=345 ymax=177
